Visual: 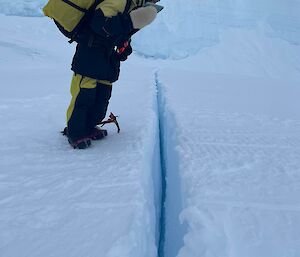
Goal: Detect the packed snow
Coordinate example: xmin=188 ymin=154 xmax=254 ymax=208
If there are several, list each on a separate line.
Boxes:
xmin=158 ymin=70 xmax=300 ymax=257
xmin=0 ymin=15 xmax=160 ymax=257
xmin=1 ymin=0 xmax=300 ymax=257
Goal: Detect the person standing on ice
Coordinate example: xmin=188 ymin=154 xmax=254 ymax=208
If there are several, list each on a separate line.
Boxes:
xmin=63 ymin=0 xmax=160 ymax=149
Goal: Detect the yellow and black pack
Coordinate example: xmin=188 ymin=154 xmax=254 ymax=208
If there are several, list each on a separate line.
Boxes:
xmin=43 ymin=0 xmax=103 ymax=43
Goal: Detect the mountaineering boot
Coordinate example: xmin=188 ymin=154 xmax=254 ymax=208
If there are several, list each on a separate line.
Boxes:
xmin=62 ymin=127 xmax=69 ymax=137
xmin=61 ymin=127 xmax=92 ymax=149
xmin=68 ymin=137 xmax=92 ymax=149
xmin=89 ymin=126 xmax=108 ymax=140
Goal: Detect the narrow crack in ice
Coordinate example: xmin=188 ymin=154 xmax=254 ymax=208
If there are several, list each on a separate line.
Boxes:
xmin=155 ymin=71 xmax=167 ymax=257
xmin=155 ymin=72 xmax=187 ymax=257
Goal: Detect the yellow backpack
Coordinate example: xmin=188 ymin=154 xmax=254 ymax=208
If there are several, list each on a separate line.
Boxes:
xmin=43 ymin=0 xmax=103 ymax=43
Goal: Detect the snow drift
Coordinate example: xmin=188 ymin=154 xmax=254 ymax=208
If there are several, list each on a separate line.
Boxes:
xmin=1 ymin=0 xmax=300 ymax=59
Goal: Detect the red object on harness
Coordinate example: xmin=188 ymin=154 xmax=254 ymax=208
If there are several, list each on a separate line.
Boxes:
xmin=117 ymin=41 xmax=129 ymax=54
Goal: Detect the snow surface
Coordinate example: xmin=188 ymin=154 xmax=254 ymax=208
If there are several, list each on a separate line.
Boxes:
xmin=0 ymin=15 xmax=160 ymax=257
xmin=1 ymin=1 xmax=300 ymax=257
xmin=158 ymin=70 xmax=300 ymax=257
xmin=0 ymin=0 xmax=46 ymax=17
xmin=134 ymin=0 xmax=300 ymax=59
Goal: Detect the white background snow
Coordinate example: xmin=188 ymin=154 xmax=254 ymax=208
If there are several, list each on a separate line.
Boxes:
xmin=1 ymin=0 xmax=300 ymax=257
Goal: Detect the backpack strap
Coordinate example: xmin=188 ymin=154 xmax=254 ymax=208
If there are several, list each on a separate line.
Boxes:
xmin=124 ymin=0 xmax=132 ymax=14
xmin=68 ymin=0 xmax=104 ymax=44
xmin=62 ymin=0 xmax=88 ymax=13
xmin=86 ymin=0 xmax=132 ymax=47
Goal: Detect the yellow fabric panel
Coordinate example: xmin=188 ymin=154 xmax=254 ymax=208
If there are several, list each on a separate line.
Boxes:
xmin=66 ymin=74 xmax=112 ymax=122
xmin=80 ymin=76 xmax=111 ymax=87
xmin=95 ymin=0 xmax=146 ymax=16
xmin=43 ymin=0 xmax=95 ymax=32
xmin=98 ymin=80 xmax=112 ymax=86
xmin=96 ymin=0 xmax=127 ymax=17
xmin=67 ymin=74 xmax=81 ymax=122
xmin=80 ymin=76 xmax=97 ymax=89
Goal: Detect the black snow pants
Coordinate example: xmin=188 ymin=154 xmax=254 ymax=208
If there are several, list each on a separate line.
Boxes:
xmin=66 ymin=74 xmax=112 ymax=140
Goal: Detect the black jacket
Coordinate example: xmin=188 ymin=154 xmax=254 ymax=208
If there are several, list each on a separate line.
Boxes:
xmin=71 ymin=31 xmax=120 ymax=82
xmin=71 ymin=3 xmax=133 ymax=83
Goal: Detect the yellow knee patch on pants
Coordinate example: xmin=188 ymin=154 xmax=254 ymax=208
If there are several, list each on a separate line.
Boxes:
xmin=66 ymin=74 xmax=97 ymax=122
xmin=66 ymin=74 xmax=112 ymax=123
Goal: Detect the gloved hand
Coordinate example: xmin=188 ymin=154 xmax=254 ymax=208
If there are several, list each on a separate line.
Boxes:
xmin=90 ymin=6 xmax=157 ymax=40
xmin=116 ymin=40 xmax=133 ymax=61
xmin=90 ymin=9 xmax=134 ymax=39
